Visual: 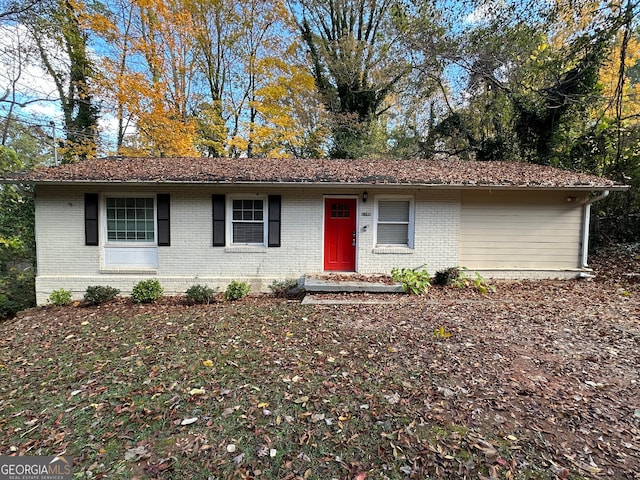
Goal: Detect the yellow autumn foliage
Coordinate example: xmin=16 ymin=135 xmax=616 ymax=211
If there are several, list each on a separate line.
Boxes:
xmin=598 ymin=33 xmax=640 ymax=123
xmin=246 ymin=55 xmax=329 ymax=158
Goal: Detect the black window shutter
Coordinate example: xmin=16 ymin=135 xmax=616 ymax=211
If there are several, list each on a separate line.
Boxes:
xmin=84 ymin=193 xmax=99 ymax=246
xmin=157 ymin=194 xmax=171 ymax=246
xmin=212 ymin=194 xmax=225 ymax=246
xmin=268 ymin=195 xmax=281 ymax=247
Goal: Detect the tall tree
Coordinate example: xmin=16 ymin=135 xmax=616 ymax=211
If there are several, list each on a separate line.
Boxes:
xmin=406 ymin=0 xmax=629 ymax=165
xmin=225 ymin=0 xmax=294 ymax=157
xmin=189 ymin=0 xmax=235 ymax=156
xmin=92 ymin=0 xmax=200 ymax=156
xmin=247 ymin=47 xmax=330 ymax=158
xmin=21 ymin=0 xmax=99 ymax=161
xmin=290 ymin=0 xmax=411 ymax=158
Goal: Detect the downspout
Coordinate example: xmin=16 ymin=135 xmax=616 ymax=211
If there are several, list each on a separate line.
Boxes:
xmin=581 ymin=190 xmax=610 ymax=268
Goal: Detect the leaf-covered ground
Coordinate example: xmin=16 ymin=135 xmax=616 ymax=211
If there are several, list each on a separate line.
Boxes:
xmin=0 ymin=248 xmax=638 ymax=480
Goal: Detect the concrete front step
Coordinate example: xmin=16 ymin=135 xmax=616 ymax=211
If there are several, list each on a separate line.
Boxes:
xmin=303 ymin=274 xmax=404 ymax=294
xmin=301 ymin=295 xmax=398 ymax=305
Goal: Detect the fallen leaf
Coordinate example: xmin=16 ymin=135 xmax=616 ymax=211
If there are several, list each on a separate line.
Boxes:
xmin=385 ymin=393 xmax=400 ymax=404
xmin=125 ymin=445 xmax=149 ymax=461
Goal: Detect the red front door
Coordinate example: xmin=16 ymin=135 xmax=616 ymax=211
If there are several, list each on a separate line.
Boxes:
xmin=324 ymin=198 xmax=357 ymax=271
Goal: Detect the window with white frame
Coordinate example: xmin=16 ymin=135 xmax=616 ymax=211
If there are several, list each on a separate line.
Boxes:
xmin=231 ymin=198 xmax=265 ymax=245
xmin=375 ymin=198 xmax=414 ymax=247
xmin=105 ymin=197 xmax=155 ymax=243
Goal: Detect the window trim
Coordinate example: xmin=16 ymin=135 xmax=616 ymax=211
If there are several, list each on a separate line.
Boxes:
xmin=226 ymin=195 xmax=268 ymax=247
xmin=101 ymin=193 xmax=158 ymax=247
xmin=373 ymin=196 xmax=415 ymax=248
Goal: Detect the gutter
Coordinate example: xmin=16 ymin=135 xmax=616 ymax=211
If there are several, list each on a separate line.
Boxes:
xmin=581 ymin=190 xmax=610 ymax=268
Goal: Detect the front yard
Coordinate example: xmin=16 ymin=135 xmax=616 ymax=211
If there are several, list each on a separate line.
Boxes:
xmin=0 ymin=251 xmax=638 ymax=479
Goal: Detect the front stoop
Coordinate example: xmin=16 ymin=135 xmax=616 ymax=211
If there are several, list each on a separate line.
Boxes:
xmin=302 ymin=273 xmax=403 ymax=305
xmin=303 ymin=274 xmax=404 ymax=294
xmin=301 ymin=296 xmax=398 ymax=305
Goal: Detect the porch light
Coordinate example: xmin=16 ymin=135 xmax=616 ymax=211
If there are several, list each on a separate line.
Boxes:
xmin=363 ymin=191 xmax=368 ymax=203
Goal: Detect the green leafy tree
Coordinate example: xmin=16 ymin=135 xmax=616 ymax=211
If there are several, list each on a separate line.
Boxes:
xmin=0 ymin=145 xmax=35 ymax=318
xmin=20 ymin=0 xmax=100 ymax=161
xmin=290 ymin=0 xmax=413 ymax=158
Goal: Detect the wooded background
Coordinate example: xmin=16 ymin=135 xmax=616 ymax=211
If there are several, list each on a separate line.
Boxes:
xmin=0 ymin=0 xmax=638 ymax=315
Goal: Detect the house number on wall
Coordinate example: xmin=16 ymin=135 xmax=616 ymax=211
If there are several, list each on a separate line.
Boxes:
xmin=361 ymin=212 xmax=371 ymax=216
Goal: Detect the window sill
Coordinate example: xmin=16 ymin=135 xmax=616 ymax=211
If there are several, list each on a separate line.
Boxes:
xmin=372 ymin=246 xmax=414 ymax=254
xmin=225 ymin=246 xmax=268 ymax=253
xmin=100 ymin=267 xmax=158 ymax=274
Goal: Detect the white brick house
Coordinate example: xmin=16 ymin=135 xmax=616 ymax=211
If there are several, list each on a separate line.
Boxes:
xmin=4 ymin=157 xmax=626 ymax=304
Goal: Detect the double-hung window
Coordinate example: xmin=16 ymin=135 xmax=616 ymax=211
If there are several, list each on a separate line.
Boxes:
xmin=375 ymin=197 xmax=414 ymax=248
xmin=214 ymin=194 xmax=280 ymax=248
xmin=102 ymin=195 xmax=158 ymax=269
xmin=231 ymin=198 xmax=266 ymax=245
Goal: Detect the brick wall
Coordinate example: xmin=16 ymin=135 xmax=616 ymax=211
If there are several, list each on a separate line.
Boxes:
xmin=33 ymin=184 xmax=583 ymax=304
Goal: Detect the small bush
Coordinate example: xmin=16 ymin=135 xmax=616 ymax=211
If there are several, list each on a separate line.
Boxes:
xmin=0 ymin=268 xmax=35 ymax=319
xmin=391 ymin=265 xmax=431 ymax=295
xmin=0 ymin=293 xmax=13 ymax=319
xmin=224 ymin=280 xmax=250 ymax=301
xmin=49 ymin=288 xmax=72 ymax=306
xmin=131 ymin=279 xmax=164 ymax=303
xmin=433 ymin=267 xmax=461 ymax=286
xmin=84 ymin=285 xmax=120 ymax=305
xmin=470 ymin=271 xmax=496 ymax=294
xmin=185 ymin=284 xmax=217 ymax=304
xmin=268 ymin=278 xmax=300 ymax=297
xmin=440 ymin=267 xmax=496 ymax=294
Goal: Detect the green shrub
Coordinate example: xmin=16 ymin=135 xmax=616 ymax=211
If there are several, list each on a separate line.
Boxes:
xmin=84 ymin=285 xmax=120 ymax=305
xmin=224 ymin=280 xmax=250 ymax=301
xmin=451 ymin=267 xmax=496 ymax=294
xmin=0 ymin=293 xmax=13 ymax=319
xmin=49 ymin=288 xmax=72 ymax=306
xmin=131 ymin=279 xmax=164 ymax=303
xmin=185 ymin=284 xmax=217 ymax=304
xmin=469 ymin=271 xmax=496 ymax=294
xmin=391 ymin=266 xmax=431 ymax=295
xmin=268 ymin=278 xmax=300 ymax=297
xmin=433 ymin=267 xmax=461 ymax=286
xmin=0 ymin=268 xmax=35 ymax=319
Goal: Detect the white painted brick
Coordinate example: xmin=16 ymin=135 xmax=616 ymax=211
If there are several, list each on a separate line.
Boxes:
xmin=33 ymin=185 xmax=583 ymax=304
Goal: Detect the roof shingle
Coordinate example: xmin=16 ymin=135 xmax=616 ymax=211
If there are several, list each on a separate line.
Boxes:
xmin=5 ymin=156 xmax=627 ymax=189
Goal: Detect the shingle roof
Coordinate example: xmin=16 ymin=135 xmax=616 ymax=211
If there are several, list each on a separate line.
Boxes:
xmin=5 ymin=156 xmax=627 ymax=189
